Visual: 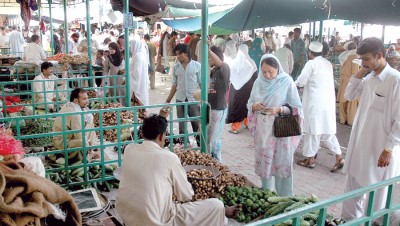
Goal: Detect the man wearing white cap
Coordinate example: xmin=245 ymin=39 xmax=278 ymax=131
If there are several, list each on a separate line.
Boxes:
xmin=295 ymin=41 xmax=344 ymax=173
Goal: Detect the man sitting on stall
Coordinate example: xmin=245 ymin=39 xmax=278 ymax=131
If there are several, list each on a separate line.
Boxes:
xmin=53 ymin=88 xmax=98 ymax=151
xmin=116 ymin=111 xmax=239 ymax=226
xmin=33 ymin=61 xmax=59 ymax=111
xmin=22 ymin=34 xmax=47 ymax=64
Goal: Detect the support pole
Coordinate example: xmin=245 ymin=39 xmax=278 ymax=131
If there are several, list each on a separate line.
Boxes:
xmin=319 ymin=20 xmax=323 ymax=43
xmin=309 ymin=22 xmax=312 ymax=39
xmin=361 ymin=23 xmax=364 ymax=40
xmin=86 ymin=0 xmax=93 ymax=86
xmin=200 ymin=0 xmax=209 ymax=153
xmin=124 ymin=0 xmax=130 ymax=106
xmin=63 ymin=0 xmax=68 ymax=53
xmin=312 ymin=21 xmax=316 ymax=40
xmin=39 ymin=0 xmax=42 ymax=46
xmin=49 ymin=0 xmax=54 ymax=55
xmin=382 ymin=25 xmax=385 ymax=43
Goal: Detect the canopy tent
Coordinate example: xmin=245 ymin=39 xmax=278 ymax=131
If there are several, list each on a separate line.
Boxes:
xmin=212 ymin=0 xmax=328 ymax=31
xmin=330 ymin=0 xmax=400 ymax=26
xmin=162 ymin=7 xmax=232 ymax=32
xmin=126 ymin=0 xmax=208 ymax=17
xmin=146 ymin=5 xmax=232 ymax=24
xmin=158 ymin=0 xmax=328 ymax=34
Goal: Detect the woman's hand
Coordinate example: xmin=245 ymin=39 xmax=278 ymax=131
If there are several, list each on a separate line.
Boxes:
xmin=252 ymin=102 xmax=266 ymax=112
xmin=264 ymin=107 xmax=281 ymax=115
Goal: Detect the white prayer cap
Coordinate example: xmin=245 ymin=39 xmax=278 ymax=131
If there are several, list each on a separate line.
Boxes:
xmin=309 ymin=41 xmax=323 ymax=53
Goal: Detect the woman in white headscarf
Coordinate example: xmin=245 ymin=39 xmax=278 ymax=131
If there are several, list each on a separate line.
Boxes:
xmin=226 ymin=44 xmax=258 ymax=134
xmin=247 ymin=54 xmax=303 ymax=197
xmin=129 ymin=38 xmax=149 ymax=106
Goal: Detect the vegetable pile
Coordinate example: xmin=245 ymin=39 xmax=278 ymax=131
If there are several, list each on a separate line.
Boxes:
xmin=220 ymin=186 xmax=346 ymax=225
xmin=176 ymin=150 xmax=247 ymax=201
xmin=92 ymin=103 xmax=134 ymax=142
xmin=20 ymin=120 xmax=54 ymax=147
xmin=58 ymin=54 xmax=89 ymax=64
xmin=45 ymin=154 xmax=119 ymax=192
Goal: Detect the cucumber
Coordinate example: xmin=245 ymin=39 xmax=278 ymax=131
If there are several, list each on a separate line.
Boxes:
xmin=55 ymin=157 xmax=65 ymax=165
xmin=269 ymin=201 xmax=295 ymax=216
xmin=267 ymin=196 xmax=292 ymax=204
xmin=285 ymin=201 xmax=306 ymax=212
xmin=72 ymin=168 xmax=84 ymax=176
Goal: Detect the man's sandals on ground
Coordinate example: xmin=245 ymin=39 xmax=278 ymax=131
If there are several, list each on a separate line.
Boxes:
xmin=297 ymin=156 xmax=344 ymax=173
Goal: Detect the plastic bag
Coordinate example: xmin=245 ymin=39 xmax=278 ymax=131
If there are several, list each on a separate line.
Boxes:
xmin=0 ymin=134 xmax=25 ymax=156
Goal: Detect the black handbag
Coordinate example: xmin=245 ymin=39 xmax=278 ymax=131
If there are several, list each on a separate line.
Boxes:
xmin=273 ymin=104 xmax=301 ymax=137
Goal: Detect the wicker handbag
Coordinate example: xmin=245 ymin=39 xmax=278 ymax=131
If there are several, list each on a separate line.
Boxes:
xmin=273 ymin=104 xmax=301 ymax=137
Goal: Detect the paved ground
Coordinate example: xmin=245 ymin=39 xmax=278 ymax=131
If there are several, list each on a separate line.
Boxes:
xmin=147 ymin=76 xmax=400 ymax=219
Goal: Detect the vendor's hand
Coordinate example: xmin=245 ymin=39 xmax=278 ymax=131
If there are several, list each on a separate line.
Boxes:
xmin=356 ymin=66 xmax=370 ymax=79
xmin=52 ymin=97 xmax=57 ymax=101
xmin=159 ymin=107 xmax=170 ymax=118
xmin=378 ymin=150 xmax=391 ymax=167
xmin=121 ymin=80 xmax=125 ymax=85
xmin=264 ymin=107 xmax=281 ymax=115
xmin=252 ymin=102 xmax=266 ymax=112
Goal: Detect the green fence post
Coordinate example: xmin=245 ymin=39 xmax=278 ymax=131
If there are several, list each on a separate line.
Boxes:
xmin=365 ymin=190 xmax=376 ymax=226
xmin=86 ymin=0 xmax=93 ymax=87
xmin=383 ymin=184 xmax=393 ymax=225
xmin=63 ymin=0 xmax=68 ymax=53
xmin=49 ymin=0 xmax=54 ymax=56
xmin=124 ymin=0 xmax=131 ymax=107
xmin=200 ymin=0 xmax=209 ymax=153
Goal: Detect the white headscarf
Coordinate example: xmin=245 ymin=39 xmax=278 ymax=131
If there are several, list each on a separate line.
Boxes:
xmin=230 ymin=44 xmax=257 ymax=90
xmin=224 ymin=40 xmax=237 ymax=60
xmin=129 ymin=38 xmax=149 ymax=106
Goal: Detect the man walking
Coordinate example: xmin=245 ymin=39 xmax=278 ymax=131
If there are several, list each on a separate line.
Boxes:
xmin=295 ymin=41 xmax=344 ymax=173
xmin=291 ymin=28 xmax=307 ymax=80
xmin=144 ymin=34 xmax=157 ymax=89
xmin=8 ymin=26 xmax=24 ymax=58
xmin=341 ymin=37 xmax=400 ymax=224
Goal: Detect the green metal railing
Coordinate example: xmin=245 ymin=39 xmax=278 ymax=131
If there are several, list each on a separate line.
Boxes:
xmin=0 ymin=102 xmax=201 ymax=188
xmin=247 ymin=176 xmax=400 ymax=226
xmin=1 ymin=74 xmax=125 ymax=116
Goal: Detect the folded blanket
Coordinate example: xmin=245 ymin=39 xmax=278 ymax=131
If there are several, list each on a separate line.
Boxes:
xmin=0 ymin=161 xmax=81 ymax=226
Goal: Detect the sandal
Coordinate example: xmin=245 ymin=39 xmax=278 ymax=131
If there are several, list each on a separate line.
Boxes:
xmin=297 ymin=159 xmax=316 ymax=169
xmin=331 ymin=158 xmax=345 ymax=173
xmin=229 ymin=130 xmax=238 ymax=134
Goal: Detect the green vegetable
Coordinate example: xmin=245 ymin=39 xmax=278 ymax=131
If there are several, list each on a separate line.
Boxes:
xmin=267 ymin=196 xmax=292 ymax=203
xmin=21 ymin=120 xmax=54 ymax=147
xmin=269 ymin=200 xmax=295 ymax=216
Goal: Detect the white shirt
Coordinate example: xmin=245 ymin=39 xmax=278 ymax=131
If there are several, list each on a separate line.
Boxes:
xmin=116 ymin=141 xmax=194 ymax=226
xmin=23 ymin=42 xmax=47 ymax=63
xmin=274 ymin=47 xmax=294 ymax=74
xmin=295 ymin=56 xmax=337 ymax=134
xmin=0 ymin=34 xmax=9 ymax=47
xmin=8 ymin=30 xmax=24 ymax=58
xmin=343 ymin=64 xmax=400 ymax=186
xmin=33 ymin=73 xmax=58 ymax=108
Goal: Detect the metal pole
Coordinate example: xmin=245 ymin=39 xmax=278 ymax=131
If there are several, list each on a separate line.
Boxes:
xmin=39 ymin=0 xmax=43 ymax=46
xmin=319 ymin=20 xmax=323 ymax=43
xmin=49 ymin=0 xmax=54 ymax=55
xmin=124 ymin=0 xmax=130 ymax=107
xmin=382 ymin=25 xmax=385 ymax=43
xmin=312 ymin=21 xmax=316 ymax=41
xmin=309 ymin=22 xmax=312 ymax=39
xmin=63 ymin=0 xmax=68 ymax=53
xmin=361 ymin=23 xmax=364 ymax=40
xmin=86 ymin=0 xmax=93 ymax=86
xmin=200 ymin=0 xmax=209 ymax=153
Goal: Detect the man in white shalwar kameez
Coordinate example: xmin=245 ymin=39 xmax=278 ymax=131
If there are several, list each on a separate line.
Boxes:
xmin=53 ymin=88 xmax=98 ymax=150
xmin=295 ymin=41 xmax=344 ymax=172
xmin=116 ymin=113 xmax=238 ymax=226
xmin=33 ymin=62 xmax=58 ymax=110
xmin=8 ymin=26 xmax=24 ymax=58
xmin=341 ymin=37 xmax=400 ymax=225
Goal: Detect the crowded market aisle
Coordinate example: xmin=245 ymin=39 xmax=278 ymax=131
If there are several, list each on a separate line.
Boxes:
xmin=147 ymin=72 xmax=400 ymax=218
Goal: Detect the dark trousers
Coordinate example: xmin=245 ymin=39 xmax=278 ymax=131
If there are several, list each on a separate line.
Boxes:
xmin=176 ymin=100 xmax=200 ymax=147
